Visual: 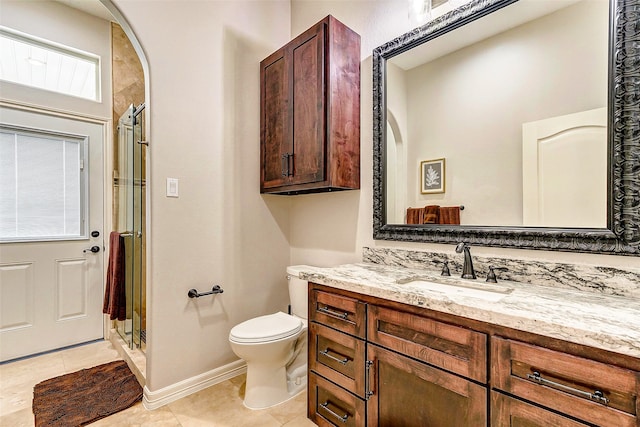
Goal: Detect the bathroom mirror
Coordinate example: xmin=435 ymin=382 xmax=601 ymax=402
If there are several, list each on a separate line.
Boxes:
xmin=372 ymin=0 xmax=640 ymax=255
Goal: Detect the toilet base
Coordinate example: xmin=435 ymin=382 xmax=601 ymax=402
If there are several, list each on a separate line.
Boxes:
xmin=242 ymin=366 xmax=307 ymax=409
xmin=242 ymin=337 xmax=308 ymax=410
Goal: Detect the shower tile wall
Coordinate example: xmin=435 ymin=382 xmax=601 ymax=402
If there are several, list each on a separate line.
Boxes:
xmin=111 ymin=22 xmax=145 ymax=226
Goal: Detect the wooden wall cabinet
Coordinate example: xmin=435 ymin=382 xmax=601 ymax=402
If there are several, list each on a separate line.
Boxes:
xmin=260 ymin=15 xmax=360 ymax=195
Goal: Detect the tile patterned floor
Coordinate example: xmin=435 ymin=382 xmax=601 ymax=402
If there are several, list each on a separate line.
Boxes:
xmin=0 ymin=341 xmax=315 ymax=426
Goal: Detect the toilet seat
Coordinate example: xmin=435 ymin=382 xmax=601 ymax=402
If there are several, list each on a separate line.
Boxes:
xmin=229 ymin=311 xmax=302 ymax=344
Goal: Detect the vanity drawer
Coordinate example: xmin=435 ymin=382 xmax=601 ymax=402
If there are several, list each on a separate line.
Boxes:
xmin=308 ymin=372 xmax=366 ymax=427
xmin=309 ymin=322 xmax=366 ymax=397
xmin=491 ymin=391 xmax=591 ymax=426
xmin=492 ymin=337 xmax=639 ymax=427
xmin=310 ymin=288 xmax=366 ymax=339
xmin=368 ymin=304 xmax=487 ymax=383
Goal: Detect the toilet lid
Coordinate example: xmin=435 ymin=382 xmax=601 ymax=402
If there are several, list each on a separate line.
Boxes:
xmin=229 ymin=311 xmax=302 ymax=343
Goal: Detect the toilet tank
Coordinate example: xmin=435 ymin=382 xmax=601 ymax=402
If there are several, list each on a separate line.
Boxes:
xmin=286 ymin=265 xmax=311 ymax=319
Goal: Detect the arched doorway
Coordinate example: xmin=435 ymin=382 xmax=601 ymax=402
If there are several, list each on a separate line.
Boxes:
xmin=0 ymin=0 xmax=150 ymax=374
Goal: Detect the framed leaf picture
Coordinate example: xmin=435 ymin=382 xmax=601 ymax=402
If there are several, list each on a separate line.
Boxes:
xmin=420 ymin=158 xmax=445 ymax=194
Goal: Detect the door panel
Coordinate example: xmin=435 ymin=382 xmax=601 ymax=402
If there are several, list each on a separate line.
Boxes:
xmin=367 ymin=344 xmax=487 ymax=427
xmin=0 ymin=262 xmax=34 ymax=330
xmin=0 ymin=106 xmax=104 ymax=362
xmin=291 ymin=25 xmax=325 ymax=185
xmin=56 ymin=258 xmax=88 ymax=320
xmin=261 ymin=52 xmax=289 ymax=189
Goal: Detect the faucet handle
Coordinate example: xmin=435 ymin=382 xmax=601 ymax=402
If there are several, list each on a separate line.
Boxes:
xmin=486 ymin=266 xmax=508 ymax=283
xmin=440 ymin=261 xmax=451 ymax=277
xmin=455 ymin=242 xmax=468 ymax=253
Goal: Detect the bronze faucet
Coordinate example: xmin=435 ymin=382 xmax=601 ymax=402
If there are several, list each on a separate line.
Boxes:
xmin=455 ymin=242 xmax=477 ymax=279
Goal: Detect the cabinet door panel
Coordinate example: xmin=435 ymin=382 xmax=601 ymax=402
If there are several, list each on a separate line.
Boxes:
xmin=492 ymin=337 xmax=639 ymax=427
xmin=368 ymin=304 xmax=487 ymax=383
xmin=367 ymin=344 xmax=487 ymax=427
xmin=291 ymin=24 xmax=325 ymax=185
xmin=492 ymin=392 xmax=589 ymax=427
xmin=260 ymin=51 xmax=289 ymax=189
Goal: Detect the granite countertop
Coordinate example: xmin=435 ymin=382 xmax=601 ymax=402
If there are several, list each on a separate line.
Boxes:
xmin=299 ymin=263 xmax=640 ymax=359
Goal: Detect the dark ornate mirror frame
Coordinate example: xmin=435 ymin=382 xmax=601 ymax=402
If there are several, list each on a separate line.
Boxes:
xmin=373 ymin=0 xmax=640 ymax=255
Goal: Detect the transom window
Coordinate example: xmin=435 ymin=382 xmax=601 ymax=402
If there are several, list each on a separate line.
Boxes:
xmin=0 ymin=28 xmax=100 ymax=101
xmin=0 ymin=126 xmax=88 ymax=242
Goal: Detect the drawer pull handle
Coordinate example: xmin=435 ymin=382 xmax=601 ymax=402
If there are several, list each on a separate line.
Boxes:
xmin=320 ymin=401 xmax=349 ymax=423
xmin=527 ymin=371 xmax=609 ymax=405
xmin=318 ymin=306 xmax=349 ymax=319
xmin=365 ymin=359 xmax=375 ymax=399
xmin=319 ymin=348 xmax=349 ymax=365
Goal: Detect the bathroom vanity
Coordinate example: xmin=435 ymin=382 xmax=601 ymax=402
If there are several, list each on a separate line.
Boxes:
xmin=304 ymin=263 xmax=640 ymax=427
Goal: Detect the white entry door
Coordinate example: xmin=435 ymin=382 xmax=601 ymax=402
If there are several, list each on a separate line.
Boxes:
xmin=0 ymin=106 xmax=105 ymax=362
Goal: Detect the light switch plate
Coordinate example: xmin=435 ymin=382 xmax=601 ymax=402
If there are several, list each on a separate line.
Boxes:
xmin=166 ymin=178 xmax=179 ymax=197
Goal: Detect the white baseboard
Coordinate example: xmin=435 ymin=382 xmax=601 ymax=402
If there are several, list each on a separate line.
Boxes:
xmin=142 ymin=359 xmax=247 ymax=410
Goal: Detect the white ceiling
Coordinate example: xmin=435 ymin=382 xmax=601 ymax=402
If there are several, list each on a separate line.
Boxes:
xmin=55 ymin=0 xmax=115 ymax=22
xmin=390 ymin=0 xmax=582 ymax=70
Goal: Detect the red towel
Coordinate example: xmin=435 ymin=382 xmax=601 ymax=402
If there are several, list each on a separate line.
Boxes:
xmin=406 ymin=207 xmax=425 ymax=224
xmin=423 ymin=205 xmax=440 ymax=224
xmin=103 ymin=231 xmax=127 ymax=321
xmin=439 ymin=206 xmax=461 ymax=225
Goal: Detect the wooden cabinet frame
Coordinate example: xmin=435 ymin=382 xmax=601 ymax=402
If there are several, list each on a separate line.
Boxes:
xmin=308 ymin=283 xmax=640 ymax=427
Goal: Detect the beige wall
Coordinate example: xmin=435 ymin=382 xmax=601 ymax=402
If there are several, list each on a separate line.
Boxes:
xmin=111 ymin=0 xmax=292 ymax=392
xmin=0 ymin=0 xmax=112 ymax=120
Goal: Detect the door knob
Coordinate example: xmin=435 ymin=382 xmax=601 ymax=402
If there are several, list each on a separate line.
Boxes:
xmin=83 ymin=246 xmax=101 ymax=253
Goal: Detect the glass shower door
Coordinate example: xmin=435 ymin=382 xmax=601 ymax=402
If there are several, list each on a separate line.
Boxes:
xmin=115 ymin=104 xmax=146 ymax=351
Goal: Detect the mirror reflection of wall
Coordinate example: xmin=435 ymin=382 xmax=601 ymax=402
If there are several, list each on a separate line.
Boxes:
xmin=386 ymin=114 xmax=407 ymax=224
xmin=387 ymin=0 xmax=608 ymax=227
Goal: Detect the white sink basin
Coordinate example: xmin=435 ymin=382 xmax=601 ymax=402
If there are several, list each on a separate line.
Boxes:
xmin=400 ymin=278 xmax=513 ymax=302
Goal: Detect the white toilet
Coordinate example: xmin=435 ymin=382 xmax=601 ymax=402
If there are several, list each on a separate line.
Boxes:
xmin=229 ymin=265 xmax=310 ymax=409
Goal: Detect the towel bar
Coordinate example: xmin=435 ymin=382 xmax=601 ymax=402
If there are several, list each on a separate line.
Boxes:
xmin=188 ymin=285 xmax=224 ymax=298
